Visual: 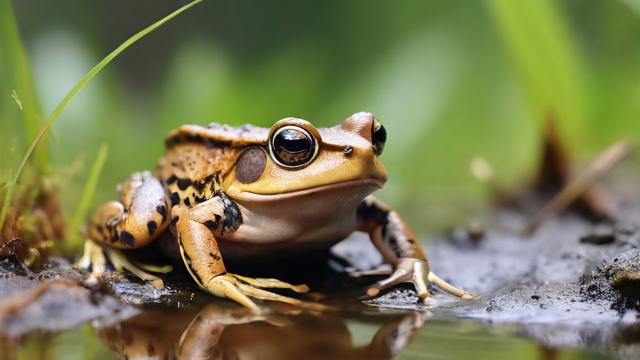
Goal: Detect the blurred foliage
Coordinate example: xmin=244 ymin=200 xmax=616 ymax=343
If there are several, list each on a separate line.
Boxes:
xmin=1 ymin=0 xmax=640 ymax=237
xmin=0 ymin=0 xmax=47 ymax=175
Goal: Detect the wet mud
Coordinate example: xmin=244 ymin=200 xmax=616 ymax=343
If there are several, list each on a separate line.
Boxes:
xmin=2 ymin=200 xmax=640 ymax=358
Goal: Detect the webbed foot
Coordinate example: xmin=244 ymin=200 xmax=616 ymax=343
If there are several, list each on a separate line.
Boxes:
xmin=77 ymin=240 xmax=171 ymax=289
xmin=365 ymin=257 xmax=473 ymax=302
xmin=205 ymin=273 xmax=328 ymax=314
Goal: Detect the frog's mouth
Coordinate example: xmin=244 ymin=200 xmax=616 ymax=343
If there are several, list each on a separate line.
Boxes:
xmin=234 ymin=178 xmax=383 ymax=203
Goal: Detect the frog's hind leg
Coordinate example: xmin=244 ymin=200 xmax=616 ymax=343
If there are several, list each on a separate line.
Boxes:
xmin=77 ymin=240 xmax=168 ymax=288
xmin=87 ymin=171 xmax=170 ymax=249
xmin=79 ymin=171 xmax=171 ymax=286
xmin=174 ymin=194 xmax=323 ymax=313
xmin=104 ymin=247 xmax=168 ymax=289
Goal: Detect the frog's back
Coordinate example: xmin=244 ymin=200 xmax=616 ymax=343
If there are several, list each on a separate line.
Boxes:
xmin=157 ymin=123 xmax=268 ymax=208
xmin=164 ymin=123 xmax=269 ymax=148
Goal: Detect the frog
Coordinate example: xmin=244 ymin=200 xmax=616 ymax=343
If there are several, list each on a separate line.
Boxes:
xmin=78 ymin=112 xmax=472 ymax=312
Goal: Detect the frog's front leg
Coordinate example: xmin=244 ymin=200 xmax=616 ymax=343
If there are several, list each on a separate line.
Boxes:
xmin=79 ymin=171 xmax=171 ymax=287
xmin=357 ymin=196 xmax=473 ymax=301
xmin=173 ymin=193 xmax=320 ymax=313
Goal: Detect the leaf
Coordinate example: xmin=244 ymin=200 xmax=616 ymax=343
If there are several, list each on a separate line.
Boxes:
xmin=487 ymin=0 xmax=586 ymax=134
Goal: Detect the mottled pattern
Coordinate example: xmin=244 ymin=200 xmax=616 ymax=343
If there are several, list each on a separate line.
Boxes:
xmin=87 ymin=172 xmax=170 ymax=249
xmin=357 ymin=196 xmax=423 ymax=260
xmin=158 ymin=142 xmax=236 ymax=212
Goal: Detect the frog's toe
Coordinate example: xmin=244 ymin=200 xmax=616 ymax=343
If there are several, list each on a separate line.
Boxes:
xmin=366 ymin=266 xmax=412 ymax=297
xmin=206 ymin=274 xmax=328 ymax=313
xmin=427 ymin=271 xmax=474 ymax=300
xmin=366 ymin=258 xmax=473 ymax=301
xmin=207 ymin=274 xmax=262 ymax=314
xmin=77 ymin=240 xmax=107 ymax=284
xmin=77 ymin=240 xmax=167 ymax=289
xmin=105 ymin=247 xmax=166 ymax=289
xmin=348 ymin=264 xmax=393 ymax=278
xmin=231 ymin=274 xmax=310 ymax=293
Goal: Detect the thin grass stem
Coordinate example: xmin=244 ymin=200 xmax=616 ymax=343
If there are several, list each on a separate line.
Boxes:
xmin=0 ymin=0 xmax=203 ymax=231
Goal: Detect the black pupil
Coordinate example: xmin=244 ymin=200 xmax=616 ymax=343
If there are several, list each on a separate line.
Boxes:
xmin=273 ymin=128 xmax=314 ymax=166
xmin=278 ymin=129 xmax=309 ymax=153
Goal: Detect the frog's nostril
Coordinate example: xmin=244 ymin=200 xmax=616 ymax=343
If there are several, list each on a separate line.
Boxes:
xmin=341 ymin=112 xmax=386 ymax=155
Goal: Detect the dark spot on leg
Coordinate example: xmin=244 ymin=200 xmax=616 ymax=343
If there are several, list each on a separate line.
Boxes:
xmin=147 ymin=221 xmax=158 ymax=236
xmin=194 ymin=181 xmax=206 ymax=192
xmin=177 ymin=178 xmax=192 ymax=190
xmin=170 ymin=192 xmax=180 ymax=207
xmin=156 ymin=205 xmax=167 ymax=222
xmin=121 ymin=231 xmax=135 ymax=246
xmin=204 ymin=220 xmax=218 ymax=230
xmin=172 ymin=215 xmax=180 ymax=224
xmin=165 ymin=174 xmax=178 ymax=185
xmin=183 ymin=197 xmax=191 ymax=206
xmin=209 ymin=252 xmax=221 ymax=261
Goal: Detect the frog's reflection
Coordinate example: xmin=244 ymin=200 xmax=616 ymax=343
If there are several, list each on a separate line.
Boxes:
xmin=97 ymin=302 xmax=427 ymax=360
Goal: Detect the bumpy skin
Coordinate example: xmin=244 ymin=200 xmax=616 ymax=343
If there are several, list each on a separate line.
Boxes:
xmin=87 ymin=171 xmax=170 ymax=249
xmin=82 ymin=112 xmax=472 ymax=312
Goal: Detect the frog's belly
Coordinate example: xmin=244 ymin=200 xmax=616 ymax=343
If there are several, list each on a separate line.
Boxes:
xmin=217 ymin=183 xmax=375 ymax=258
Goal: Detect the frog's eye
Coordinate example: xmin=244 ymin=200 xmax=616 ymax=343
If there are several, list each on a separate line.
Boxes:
xmin=372 ymin=119 xmax=386 ymax=156
xmin=269 ymin=126 xmax=318 ymax=168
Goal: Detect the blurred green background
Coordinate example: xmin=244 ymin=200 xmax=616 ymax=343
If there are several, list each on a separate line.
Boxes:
xmin=2 ymin=0 xmax=640 ymax=236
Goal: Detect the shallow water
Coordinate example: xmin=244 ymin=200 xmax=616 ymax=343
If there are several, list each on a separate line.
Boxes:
xmin=4 ymin=305 xmax=613 ymax=360
xmin=3 ymin=210 xmax=640 ymax=359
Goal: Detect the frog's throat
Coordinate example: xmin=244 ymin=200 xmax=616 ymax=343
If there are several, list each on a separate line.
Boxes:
xmin=233 ymin=178 xmax=383 ymax=202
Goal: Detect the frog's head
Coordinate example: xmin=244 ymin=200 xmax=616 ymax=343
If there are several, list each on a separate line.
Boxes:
xmin=225 ymin=112 xmax=388 ymax=203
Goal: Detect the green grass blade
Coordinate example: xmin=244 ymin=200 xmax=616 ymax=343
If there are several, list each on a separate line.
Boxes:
xmin=0 ymin=168 xmax=15 ymax=237
xmin=66 ymin=144 xmax=108 ymax=251
xmin=486 ymin=0 xmax=585 ymax=133
xmin=0 ymin=0 xmax=47 ymax=172
xmin=0 ymin=0 xmax=203 ymax=231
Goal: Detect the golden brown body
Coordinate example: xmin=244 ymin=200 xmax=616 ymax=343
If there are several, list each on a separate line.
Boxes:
xmin=79 ymin=113 xmax=472 ymax=312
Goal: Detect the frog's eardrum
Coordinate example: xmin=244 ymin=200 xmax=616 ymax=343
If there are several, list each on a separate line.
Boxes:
xmin=236 ymin=147 xmax=267 ymax=184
